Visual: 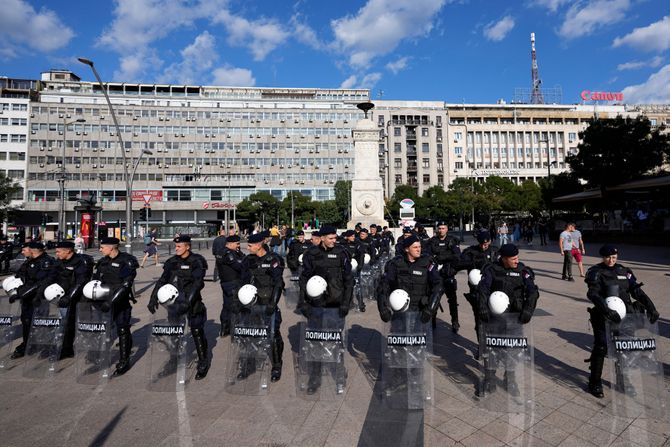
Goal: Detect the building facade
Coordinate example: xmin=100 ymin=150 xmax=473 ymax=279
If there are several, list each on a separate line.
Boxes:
xmin=2 ymin=70 xmax=669 ymax=239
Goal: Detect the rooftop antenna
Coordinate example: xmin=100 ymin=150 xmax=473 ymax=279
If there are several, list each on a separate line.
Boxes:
xmin=530 ymin=33 xmax=544 ymax=104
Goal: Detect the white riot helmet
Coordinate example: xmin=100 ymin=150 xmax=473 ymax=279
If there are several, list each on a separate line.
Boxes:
xmin=238 ymin=284 xmax=258 ymax=306
xmin=44 ymin=283 xmax=65 ymax=302
xmin=606 ymin=296 xmax=626 ymax=320
xmin=468 ymin=269 xmax=482 ymax=286
xmin=350 ymin=258 xmax=358 ymax=271
xmin=306 ymin=275 xmax=327 ymax=298
xmin=488 ymin=291 xmax=510 ymax=315
xmin=2 ymin=276 xmax=23 ymax=295
xmin=389 ymin=289 xmax=410 ymax=313
xmin=157 ymin=284 xmax=180 ymax=306
xmin=83 ymin=280 xmax=111 ymax=300
xmin=298 ymin=254 xmax=304 ymax=265
xmin=363 ymin=253 xmax=371 ymax=265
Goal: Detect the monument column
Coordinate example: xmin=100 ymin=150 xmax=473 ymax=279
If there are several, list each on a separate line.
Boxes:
xmin=348 ymin=103 xmax=388 ymax=229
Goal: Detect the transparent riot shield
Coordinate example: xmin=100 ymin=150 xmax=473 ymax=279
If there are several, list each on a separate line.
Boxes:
xmin=358 ymin=267 xmax=375 ymax=302
xmin=23 ymin=300 xmax=68 ymax=379
xmin=147 ymin=304 xmax=189 ymax=392
xmin=225 ymin=305 xmax=274 ymax=395
xmin=0 ymin=296 xmax=20 ymax=370
xmin=380 ymin=311 xmax=433 ymax=409
xmin=477 ymin=313 xmax=534 ymax=415
xmin=296 ymin=307 xmax=347 ymax=400
xmin=74 ymin=301 xmax=113 ymax=385
xmin=606 ymin=312 xmax=666 ymax=420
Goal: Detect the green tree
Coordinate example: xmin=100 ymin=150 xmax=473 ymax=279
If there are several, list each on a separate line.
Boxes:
xmin=280 ymin=192 xmax=316 ymax=229
xmin=315 ymin=200 xmax=344 ymax=227
xmin=538 ymin=172 xmax=584 ymax=211
xmin=482 ymin=176 xmax=517 ymax=211
xmin=388 ymin=184 xmax=420 ymax=221
xmin=0 ymin=173 xmax=20 ymax=224
xmin=236 ymin=191 xmax=279 ymax=227
xmin=516 ymin=181 xmax=542 ymax=213
xmin=567 ymin=116 xmax=670 ymax=194
xmin=334 ymin=180 xmax=352 ymax=221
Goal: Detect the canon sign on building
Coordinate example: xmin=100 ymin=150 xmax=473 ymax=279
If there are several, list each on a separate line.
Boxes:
xmin=581 ymin=90 xmax=624 ymax=102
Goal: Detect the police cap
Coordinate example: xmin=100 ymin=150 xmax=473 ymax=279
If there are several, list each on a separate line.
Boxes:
xmin=359 ymin=228 xmax=369 ymax=234
xmin=311 ymin=230 xmax=321 ymax=237
xmin=319 ymin=225 xmax=337 ymax=236
xmin=260 ymin=230 xmax=271 ymax=238
xmin=499 ymin=243 xmax=519 ymax=257
xmin=435 ymin=220 xmax=447 ymax=227
xmin=476 ymin=231 xmax=492 ymax=244
xmin=402 ymin=234 xmax=420 ymax=248
xmin=226 ymin=235 xmax=240 ymax=243
xmin=247 ymin=233 xmax=264 ymax=243
xmin=100 ymin=237 xmax=120 ymax=245
xmin=296 ymin=230 xmax=304 ymax=236
xmin=342 ymin=230 xmax=355 ymax=237
xmin=56 ymin=241 xmax=75 ymax=249
xmin=402 ymin=226 xmax=413 ymax=234
xmin=599 ymin=244 xmax=618 ymax=257
xmin=173 ymin=235 xmax=191 ymax=243
xmin=28 ymin=241 xmax=45 ymax=249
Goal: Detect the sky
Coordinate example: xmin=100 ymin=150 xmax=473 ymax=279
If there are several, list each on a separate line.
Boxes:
xmin=1 ymin=0 xmax=669 ymax=104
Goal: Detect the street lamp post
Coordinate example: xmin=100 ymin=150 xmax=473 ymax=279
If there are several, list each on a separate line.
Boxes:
xmin=58 ymin=117 xmax=85 ymax=240
xmin=78 ymin=57 xmax=133 ymax=251
xmin=130 ymin=149 xmax=153 ymax=235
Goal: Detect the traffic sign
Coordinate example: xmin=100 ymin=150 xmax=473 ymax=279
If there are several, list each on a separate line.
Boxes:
xmin=400 ymin=198 xmax=415 ymax=209
xmin=142 ymin=194 xmax=153 ymax=204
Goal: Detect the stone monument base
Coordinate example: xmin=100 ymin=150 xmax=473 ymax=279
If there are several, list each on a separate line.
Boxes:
xmin=347 ymin=178 xmax=388 ymax=229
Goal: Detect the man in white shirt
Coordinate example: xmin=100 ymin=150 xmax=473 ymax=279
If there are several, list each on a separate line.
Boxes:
xmin=559 ymin=223 xmax=574 ymax=281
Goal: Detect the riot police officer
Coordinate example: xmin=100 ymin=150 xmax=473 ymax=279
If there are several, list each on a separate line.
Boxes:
xmin=426 ymin=221 xmax=461 ymax=332
xmin=287 ymin=230 xmax=310 ymax=281
xmin=212 ymin=228 xmax=227 ymax=280
xmin=341 ymin=230 xmax=365 ymax=311
xmin=239 ymin=232 xmax=285 ymax=382
xmin=215 ymin=235 xmax=244 ymax=337
xmin=377 ymin=234 xmax=443 ymax=323
xmin=584 ymin=244 xmax=659 ymax=398
xmin=357 ymin=228 xmax=377 ymax=266
xmin=53 ymin=240 xmax=94 ymax=358
xmin=149 ymin=235 xmax=210 ymax=380
xmin=298 ymin=225 xmax=353 ymax=393
xmin=477 ymin=244 xmax=539 ymax=395
xmin=309 ymin=230 xmax=321 ymax=247
xmin=91 ymin=237 xmax=139 ymax=376
xmin=458 ymin=231 xmax=498 ymax=343
xmin=395 ymin=227 xmax=414 ymax=257
xmin=0 ymin=236 xmax=12 ymax=274
xmin=381 ymin=226 xmax=395 ymax=253
xmin=10 ymin=241 xmax=58 ymax=358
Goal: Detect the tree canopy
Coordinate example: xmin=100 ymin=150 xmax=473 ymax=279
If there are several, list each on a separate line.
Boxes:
xmin=0 ymin=173 xmax=20 ymax=223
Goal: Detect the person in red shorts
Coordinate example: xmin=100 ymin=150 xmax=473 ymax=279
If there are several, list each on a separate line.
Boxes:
xmin=569 ymin=223 xmax=586 ymax=277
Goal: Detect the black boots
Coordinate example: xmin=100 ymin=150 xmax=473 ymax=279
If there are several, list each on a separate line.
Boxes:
xmin=588 ymin=355 xmax=605 ymax=398
xmin=449 ymin=301 xmax=459 ymax=334
xmin=271 ymin=336 xmax=284 ymax=382
xmin=479 ymin=369 xmax=497 ymax=396
xmin=192 ymin=328 xmax=210 ymax=380
xmin=10 ymin=343 xmax=26 ymax=359
xmin=113 ymin=327 xmax=133 ymax=377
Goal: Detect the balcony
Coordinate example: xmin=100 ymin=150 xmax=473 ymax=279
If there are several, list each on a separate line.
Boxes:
xmin=406 ymin=132 xmax=417 ymax=140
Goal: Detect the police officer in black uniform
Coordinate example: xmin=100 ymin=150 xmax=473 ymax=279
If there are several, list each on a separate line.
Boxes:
xmin=395 ymin=226 xmax=414 ymax=257
xmin=299 ymin=225 xmax=353 ymax=393
xmin=212 ymin=228 xmax=228 ymax=280
xmin=426 ymin=221 xmax=462 ymax=332
xmin=477 ymin=244 xmax=539 ymax=395
xmin=0 ymin=236 xmax=12 ymax=274
xmin=357 ymin=228 xmax=377 ymax=266
xmin=90 ymin=237 xmax=139 ymax=376
xmin=149 ymin=235 xmax=210 ymax=380
xmin=381 ymin=226 xmax=395 ymax=254
xmin=458 ymin=231 xmax=498 ymax=344
xmin=377 ymin=234 xmax=443 ymax=323
xmin=584 ymin=244 xmax=659 ymax=398
xmin=53 ymin=240 xmax=94 ymax=358
xmin=287 ymin=230 xmax=310 ymax=281
xmin=215 ymin=234 xmax=244 ymax=337
xmin=239 ymin=232 xmax=285 ymax=382
xmin=10 ymin=241 xmax=58 ymax=358
xmin=341 ymin=229 xmax=365 ymax=311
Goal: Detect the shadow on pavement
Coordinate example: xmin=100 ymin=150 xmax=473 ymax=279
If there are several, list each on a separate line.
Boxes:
xmin=533 ymin=345 xmax=590 ymax=390
xmin=431 ymin=319 xmax=481 ymax=397
xmin=87 ymin=406 xmax=127 ymax=447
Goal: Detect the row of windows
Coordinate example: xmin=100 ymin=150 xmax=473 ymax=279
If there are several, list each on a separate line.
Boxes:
xmin=29 ymin=156 xmax=353 ymax=168
xmin=463 ymin=131 xmax=577 ymax=145
xmin=0 ymin=134 xmax=26 ymax=143
xmin=0 ymin=151 xmax=26 ymax=160
xmin=33 ymin=106 xmax=362 ymax=122
xmin=3 ymin=169 xmax=24 ymax=178
xmin=0 ymin=118 xmax=27 ymax=126
xmin=0 ymin=103 xmax=28 ymax=111
xmin=450 ymin=117 xmax=580 ymax=125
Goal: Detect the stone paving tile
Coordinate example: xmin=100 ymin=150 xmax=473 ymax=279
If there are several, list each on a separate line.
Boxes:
xmin=480 ymin=417 xmax=525 ymax=444
xmin=424 ymin=424 xmax=458 ymax=446
xmin=571 ymin=422 xmax=619 ymax=445
xmin=527 ymin=419 xmax=572 ymax=446
xmin=585 ymin=410 xmax=634 ymax=436
xmin=540 ymin=410 xmax=585 ymax=435
xmin=459 ymin=429 xmax=506 ymax=446
xmin=618 ymin=423 xmax=669 ymax=447
xmin=435 ymin=417 xmax=479 ymax=441
xmin=556 ymin=434 xmax=598 ymax=446
xmin=507 ymin=433 xmax=554 ymax=447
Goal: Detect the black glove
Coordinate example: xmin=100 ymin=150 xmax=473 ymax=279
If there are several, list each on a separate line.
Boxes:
xmin=519 ymin=309 xmax=532 ymax=324
xmin=379 ymin=307 xmax=392 ymax=322
xmin=266 ymin=304 xmax=276 ymax=316
xmin=99 ymin=300 xmax=111 ymax=313
xmin=231 ymin=300 xmax=241 ymax=314
xmin=420 ymin=309 xmax=432 ymax=324
xmin=339 ymin=306 xmax=349 ymax=318
xmin=57 ymin=296 xmax=70 ymax=309
xmin=299 ymin=302 xmax=311 ymax=319
xmin=605 ymin=308 xmax=622 ymax=323
xmin=174 ymin=299 xmax=190 ymax=316
xmin=32 ymin=296 xmax=42 ymax=307
xmin=8 ymin=294 xmax=16 ymax=304
xmin=648 ymin=308 xmax=660 ymax=324
xmin=147 ymin=294 xmax=159 ymax=314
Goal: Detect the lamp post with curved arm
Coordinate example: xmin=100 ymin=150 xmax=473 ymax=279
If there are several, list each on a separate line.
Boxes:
xmin=58 ymin=117 xmax=85 ymax=240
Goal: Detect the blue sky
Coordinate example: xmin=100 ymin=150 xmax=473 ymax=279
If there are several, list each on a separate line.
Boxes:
xmin=1 ymin=0 xmax=669 ymax=103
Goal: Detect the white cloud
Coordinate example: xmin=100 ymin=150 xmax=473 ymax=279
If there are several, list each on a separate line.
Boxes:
xmin=160 ymin=32 xmax=216 ymax=84
xmin=527 ymin=0 xmax=571 ymax=12
xmin=558 ymin=0 xmax=630 ymax=39
xmin=213 ymin=10 xmax=289 ymax=61
xmin=339 ymin=75 xmax=358 ymax=89
xmin=339 ymin=72 xmax=382 ymax=89
xmin=331 ymin=0 xmax=447 ymax=68
xmin=290 ymin=14 xmax=325 ymax=50
xmin=621 ymin=64 xmax=670 ymax=104
xmin=0 ymin=0 xmax=74 ymax=57
xmin=616 ymin=56 xmax=664 ymax=71
xmin=386 ymin=57 xmax=410 ymax=74
xmin=212 ymin=66 xmax=256 ymax=86
xmin=483 ymin=15 xmax=515 ymax=42
xmin=613 ymin=16 xmax=670 ymax=52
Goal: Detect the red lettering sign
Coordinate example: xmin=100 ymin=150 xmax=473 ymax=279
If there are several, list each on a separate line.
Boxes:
xmin=580 ymin=90 xmax=624 ymax=102
xmin=131 ymin=190 xmax=163 ymax=201
xmin=202 ymin=202 xmax=235 ymax=209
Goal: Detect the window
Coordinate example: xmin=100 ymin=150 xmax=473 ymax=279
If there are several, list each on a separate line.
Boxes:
xmin=0 ymin=134 xmax=7 ymax=142
xmin=395 ymin=174 xmax=402 ymax=184
xmin=454 ymin=132 xmax=462 ymax=141
xmin=421 ymin=128 xmax=429 ymax=137
xmin=422 ymin=158 xmax=430 ymax=168
xmin=437 ymin=174 xmax=444 ymax=185
xmin=10 ymin=134 xmax=26 ymax=143
xmin=8 ymin=170 xmax=24 ymax=179
xmin=422 ymin=143 xmax=429 ymax=153
xmin=423 ymin=174 xmax=430 ymax=184
xmin=568 ymin=132 xmax=577 ymax=143
xmin=8 ymin=152 xmax=25 ymax=160
xmin=394 ymin=158 xmax=402 ymax=169
xmin=455 ymin=162 xmax=463 ymax=169
xmin=454 ymin=147 xmax=463 ymax=155
xmin=394 ymin=127 xmax=401 ymax=136
xmin=394 ymin=142 xmax=401 ymax=153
